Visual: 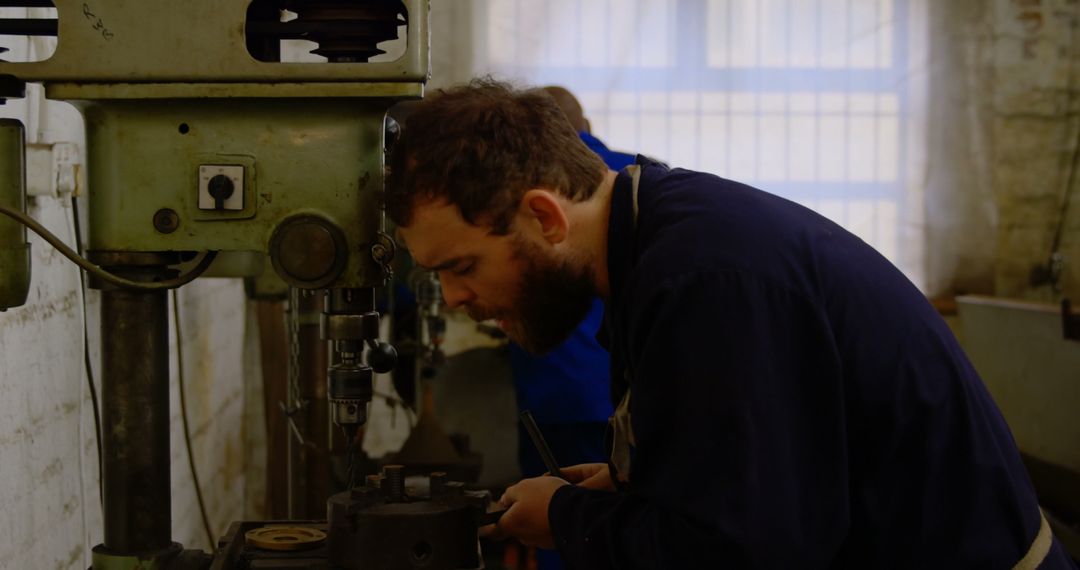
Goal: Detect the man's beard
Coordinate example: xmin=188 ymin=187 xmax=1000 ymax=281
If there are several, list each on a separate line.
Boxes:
xmin=503 ymin=238 xmax=596 ymax=355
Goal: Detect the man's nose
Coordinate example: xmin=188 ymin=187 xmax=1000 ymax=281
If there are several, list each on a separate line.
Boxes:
xmin=439 ymin=274 xmax=474 ymax=308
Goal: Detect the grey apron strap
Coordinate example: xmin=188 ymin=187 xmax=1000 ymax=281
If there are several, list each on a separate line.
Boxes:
xmin=627 ymin=164 xmax=641 ymax=224
xmin=1012 ymin=510 xmax=1052 ymax=570
xmin=608 ymin=165 xmax=641 ymax=485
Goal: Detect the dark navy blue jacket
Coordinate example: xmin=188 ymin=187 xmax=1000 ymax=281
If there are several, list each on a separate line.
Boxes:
xmin=547 ymin=158 xmax=1076 ymax=568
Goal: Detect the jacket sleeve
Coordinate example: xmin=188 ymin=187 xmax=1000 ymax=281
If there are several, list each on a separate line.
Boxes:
xmin=548 ymin=269 xmax=852 ymax=569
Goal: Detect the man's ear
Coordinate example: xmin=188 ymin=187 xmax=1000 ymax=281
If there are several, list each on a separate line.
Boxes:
xmin=519 ymin=189 xmax=569 ymax=245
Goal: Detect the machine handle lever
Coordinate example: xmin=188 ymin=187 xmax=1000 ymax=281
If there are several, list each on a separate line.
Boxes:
xmin=366 ymin=340 xmax=398 ymax=373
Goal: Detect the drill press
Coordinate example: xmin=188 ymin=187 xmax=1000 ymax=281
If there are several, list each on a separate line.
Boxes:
xmin=0 ymin=2 xmax=494 ymax=569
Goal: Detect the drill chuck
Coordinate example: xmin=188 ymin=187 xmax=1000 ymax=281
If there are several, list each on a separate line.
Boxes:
xmin=328 ymin=365 xmax=373 ymax=426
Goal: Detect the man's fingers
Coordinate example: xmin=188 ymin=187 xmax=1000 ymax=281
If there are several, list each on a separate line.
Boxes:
xmin=479 ymin=522 xmax=507 ymax=541
xmin=561 ymin=463 xmax=612 ymax=489
xmin=579 ymin=471 xmax=611 ymax=490
xmin=497 ymin=485 xmax=519 ymax=509
xmin=559 ymin=462 xmax=605 ymax=484
xmin=484 ymin=477 xmax=563 ymax=549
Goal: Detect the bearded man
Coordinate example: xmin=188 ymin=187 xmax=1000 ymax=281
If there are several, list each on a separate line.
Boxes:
xmin=386 ymin=79 xmax=1074 ymax=569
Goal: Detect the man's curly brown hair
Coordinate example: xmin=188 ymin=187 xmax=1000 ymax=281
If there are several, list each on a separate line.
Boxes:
xmin=386 ymin=78 xmax=608 ymax=234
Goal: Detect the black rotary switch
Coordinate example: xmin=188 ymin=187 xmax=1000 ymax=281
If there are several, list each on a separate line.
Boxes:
xmin=207 ymin=174 xmax=235 ymax=210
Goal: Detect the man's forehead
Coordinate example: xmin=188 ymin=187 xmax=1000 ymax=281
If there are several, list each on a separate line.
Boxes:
xmin=398 ymin=200 xmax=483 ymax=266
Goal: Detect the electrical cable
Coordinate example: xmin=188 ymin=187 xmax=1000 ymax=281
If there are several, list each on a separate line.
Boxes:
xmin=172 ymin=289 xmax=216 ymax=551
xmin=70 ymin=195 xmax=103 ymax=508
xmin=1049 ymin=122 xmax=1080 ymax=263
xmin=0 ymin=204 xmax=218 ymax=290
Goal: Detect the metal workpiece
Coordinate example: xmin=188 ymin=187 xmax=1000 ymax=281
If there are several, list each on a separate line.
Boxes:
xmin=209 ymin=520 xmax=332 ymax=570
xmin=326 ymin=468 xmax=493 ymax=570
xmin=99 ymin=264 xmax=172 ymax=557
xmin=0 ymin=118 xmax=29 ymax=311
xmin=0 ymin=0 xmax=429 ymax=84
xmin=243 ymin=526 xmax=327 ymax=552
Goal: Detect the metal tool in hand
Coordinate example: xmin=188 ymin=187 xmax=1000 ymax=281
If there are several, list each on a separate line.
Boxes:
xmin=519 ymin=410 xmax=565 ymax=479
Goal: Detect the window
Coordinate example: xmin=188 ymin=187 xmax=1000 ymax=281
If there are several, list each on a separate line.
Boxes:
xmin=467 ymin=0 xmax=921 ymax=282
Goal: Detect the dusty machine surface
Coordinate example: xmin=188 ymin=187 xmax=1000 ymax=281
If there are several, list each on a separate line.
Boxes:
xmin=0 ymin=1 xmax=507 ymax=569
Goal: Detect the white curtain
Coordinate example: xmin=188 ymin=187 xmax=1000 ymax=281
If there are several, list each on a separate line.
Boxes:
xmin=429 ymin=0 xmax=931 ymax=290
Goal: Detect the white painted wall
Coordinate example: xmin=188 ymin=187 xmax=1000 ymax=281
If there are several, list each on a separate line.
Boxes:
xmin=0 ymin=193 xmax=99 ymax=570
xmin=0 ymin=28 xmax=260 ymax=569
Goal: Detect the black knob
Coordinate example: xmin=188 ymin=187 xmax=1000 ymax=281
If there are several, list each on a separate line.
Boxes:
xmin=207 ymin=174 xmax=234 ymax=210
xmin=367 ymin=341 xmax=398 ymax=374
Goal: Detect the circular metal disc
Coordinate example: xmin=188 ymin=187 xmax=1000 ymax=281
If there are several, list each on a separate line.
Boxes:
xmin=245 ymin=525 xmax=327 ymax=551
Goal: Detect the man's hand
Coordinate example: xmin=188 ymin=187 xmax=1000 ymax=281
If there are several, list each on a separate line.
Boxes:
xmin=561 ymin=463 xmax=615 ymax=491
xmin=481 ymin=476 xmax=568 ymax=548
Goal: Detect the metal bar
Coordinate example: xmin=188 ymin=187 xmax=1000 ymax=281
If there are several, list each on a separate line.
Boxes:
xmin=519 ymin=410 xmax=563 ymax=479
xmin=0 ymin=1 xmax=54 ymax=7
xmin=101 ymin=281 xmax=171 ymax=553
xmin=0 ymin=18 xmax=57 ymax=36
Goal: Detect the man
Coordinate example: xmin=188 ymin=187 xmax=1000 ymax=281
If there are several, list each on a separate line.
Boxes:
xmin=387 ymin=79 xmax=1074 ymax=568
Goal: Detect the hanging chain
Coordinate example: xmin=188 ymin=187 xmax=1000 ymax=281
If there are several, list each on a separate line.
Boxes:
xmin=282 ymin=287 xmax=305 ymax=445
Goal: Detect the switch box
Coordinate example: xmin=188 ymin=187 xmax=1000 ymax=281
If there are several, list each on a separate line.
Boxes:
xmin=198 ymin=164 xmax=244 ymax=211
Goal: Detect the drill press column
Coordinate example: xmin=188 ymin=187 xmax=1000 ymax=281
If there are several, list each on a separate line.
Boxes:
xmin=96 ymin=256 xmax=176 ymax=557
xmin=0 ymin=119 xmax=29 ymax=311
